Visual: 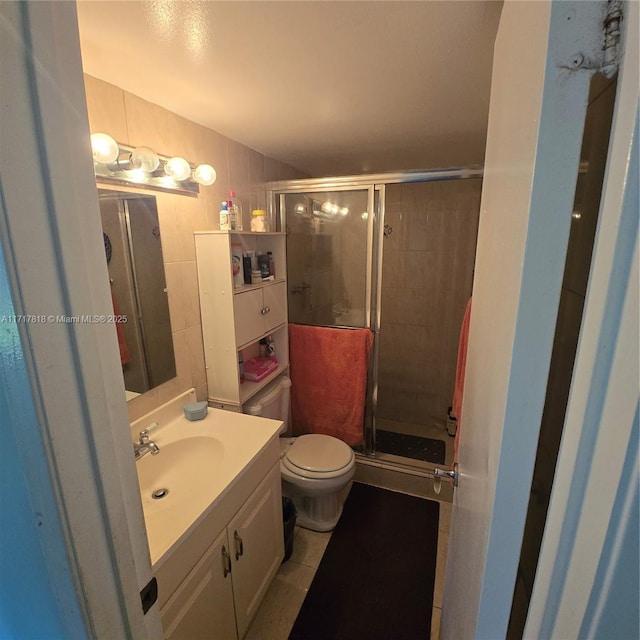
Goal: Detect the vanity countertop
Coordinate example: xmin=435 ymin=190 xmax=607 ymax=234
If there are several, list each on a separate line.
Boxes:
xmin=131 ymin=390 xmax=283 ymax=567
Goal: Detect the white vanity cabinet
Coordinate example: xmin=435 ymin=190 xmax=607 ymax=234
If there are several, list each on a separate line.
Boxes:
xmin=227 ymin=462 xmax=284 ymax=638
xmin=158 ymin=462 xmax=284 ymax=640
xmin=161 ymin=528 xmax=237 ymax=640
xmin=195 ymin=231 xmax=289 ymax=411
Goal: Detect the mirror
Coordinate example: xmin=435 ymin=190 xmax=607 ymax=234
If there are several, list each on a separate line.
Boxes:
xmin=98 ymin=189 xmax=176 ymax=400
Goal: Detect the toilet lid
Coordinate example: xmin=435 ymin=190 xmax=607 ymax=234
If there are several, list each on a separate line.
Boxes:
xmin=283 ymin=434 xmax=354 ymax=474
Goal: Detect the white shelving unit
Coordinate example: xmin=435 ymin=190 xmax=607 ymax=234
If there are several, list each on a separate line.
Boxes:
xmin=195 ymin=231 xmax=289 ymax=411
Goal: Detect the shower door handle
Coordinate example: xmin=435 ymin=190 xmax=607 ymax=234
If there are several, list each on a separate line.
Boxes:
xmin=433 ymin=463 xmax=459 ymax=487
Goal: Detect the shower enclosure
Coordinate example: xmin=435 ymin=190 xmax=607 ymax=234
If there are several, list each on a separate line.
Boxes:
xmin=268 ymin=169 xmax=482 ymax=470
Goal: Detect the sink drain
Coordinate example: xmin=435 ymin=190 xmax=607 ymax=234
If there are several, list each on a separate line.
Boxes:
xmin=151 ymin=488 xmax=169 ymax=499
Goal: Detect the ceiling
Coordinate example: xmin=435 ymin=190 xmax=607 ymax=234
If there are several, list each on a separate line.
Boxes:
xmin=76 ymin=1 xmax=503 ymax=177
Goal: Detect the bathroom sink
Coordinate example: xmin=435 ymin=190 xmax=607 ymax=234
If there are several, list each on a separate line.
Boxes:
xmin=136 ymin=435 xmax=226 ymax=546
xmin=136 ymin=436 xmax=225 ymax=498
xmin=130 ymin=392 xmax=284 ymax=565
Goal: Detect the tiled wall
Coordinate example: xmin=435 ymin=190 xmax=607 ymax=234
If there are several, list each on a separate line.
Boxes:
xmin=378 ymin=179 xmax=482 ymax=428
xmin=83 ymin=75 xmax=308 ymax=422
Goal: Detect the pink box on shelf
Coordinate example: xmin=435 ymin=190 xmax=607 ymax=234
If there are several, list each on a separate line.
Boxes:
xmin=243 ymin=356 xmax=278 ymax=382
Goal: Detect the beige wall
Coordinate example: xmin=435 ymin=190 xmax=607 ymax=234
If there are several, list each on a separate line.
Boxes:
xmin=83 ymin=75 xmax=308 ymax=422
xmin=378 ymin=179 xmax=482 ymax=428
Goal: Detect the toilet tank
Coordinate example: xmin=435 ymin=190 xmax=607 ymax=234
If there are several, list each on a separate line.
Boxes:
xmin=243 ymin=375 xmax=292 ymax=435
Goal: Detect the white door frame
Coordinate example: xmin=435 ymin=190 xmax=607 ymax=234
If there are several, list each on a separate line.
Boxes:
xmin=1 ymin=2 xmax=162 ymax=637
xmin=526 ymin=0 xmax=639 ymax=634
xmin=442 ymin=1 xmax=637 ymax=637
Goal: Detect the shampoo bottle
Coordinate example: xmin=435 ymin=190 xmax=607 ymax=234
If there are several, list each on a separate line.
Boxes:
xmin=219 ymin=202 xmax=230 ymax=230
xmin=228 ymin=191 xmax=243 ymax=231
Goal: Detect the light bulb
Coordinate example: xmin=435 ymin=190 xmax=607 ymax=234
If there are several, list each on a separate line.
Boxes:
xmin=91 ymin=133 xmax=119 ymax=164
xmin=130 ymin=147 xmax=160 ymax=173
xmin=129 ymin=169 xmax=146 ymax=183
xmin=164 ymin=156 xmax=191 ymax=181
xmin=193 ymin=164 xmax=217 ymax=185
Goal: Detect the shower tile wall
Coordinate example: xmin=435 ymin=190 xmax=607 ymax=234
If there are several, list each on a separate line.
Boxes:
xmin=378 ymin=179 xmax=482 ymax=428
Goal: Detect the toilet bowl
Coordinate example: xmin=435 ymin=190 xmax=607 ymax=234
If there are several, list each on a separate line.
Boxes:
xmin=244 ymin=376 xmax=355 ymax=532
xmin=280 ymin=434 xmax=355 ymax=531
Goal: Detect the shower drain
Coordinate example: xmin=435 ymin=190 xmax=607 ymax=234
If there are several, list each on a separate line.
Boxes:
xmin=151 ymin=488 xmax=169 ymax=499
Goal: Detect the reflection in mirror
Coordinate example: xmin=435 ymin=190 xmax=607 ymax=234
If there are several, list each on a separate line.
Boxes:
xmin=98 ymin=190 xmax=176 ymax=400
xmin=283 ymin=190 xmax=369 ymax=328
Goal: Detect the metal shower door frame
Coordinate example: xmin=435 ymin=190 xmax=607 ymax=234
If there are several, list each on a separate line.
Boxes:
xmin=267 ymin=167 xmax=483 ymax=456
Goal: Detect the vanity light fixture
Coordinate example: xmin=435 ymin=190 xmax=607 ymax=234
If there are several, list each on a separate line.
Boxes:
xmin=193 ymin=164 xmax=217 ymax=186
xmin=91 ymin=133 xmax=120 ymax=164
xmin=164 ymin=156 xmax=192 ymax=181
xmin=108 ymin=146 xmax=161 ymax=173
xmin=90 ymin=133 xmax=217 ymax=196
xmin=130 ymin=146 xmax=161 ymax=173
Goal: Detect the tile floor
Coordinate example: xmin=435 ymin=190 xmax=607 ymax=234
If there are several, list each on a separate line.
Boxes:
xmin=245 ymin=474 xmax=452 ymax=640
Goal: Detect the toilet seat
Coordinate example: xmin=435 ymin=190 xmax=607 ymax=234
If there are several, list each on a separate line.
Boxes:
xmin=282 ymin=434 xmax=354 ymax=480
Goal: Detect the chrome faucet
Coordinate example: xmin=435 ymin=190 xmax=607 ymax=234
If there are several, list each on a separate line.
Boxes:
xmin=133 ymin=425 xmax=160 ymax=460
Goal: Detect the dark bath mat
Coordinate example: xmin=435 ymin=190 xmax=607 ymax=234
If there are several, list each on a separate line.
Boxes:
xmin=376 ymin=429 xmax=446 ymax=465
xmin=289 ymin=482 xmax=439 ymax=640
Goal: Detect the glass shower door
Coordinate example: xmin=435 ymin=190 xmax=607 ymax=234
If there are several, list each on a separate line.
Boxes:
xmin=281 ymin=189 xmax=373 ymax=328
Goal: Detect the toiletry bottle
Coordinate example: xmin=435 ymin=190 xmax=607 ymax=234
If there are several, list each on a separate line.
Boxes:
xmin=219 ymin=201 xmax=230 ymax=230
xmin=231 ymin=242 xmax=243 ymax=289
xmin=242 ymin=253 xmax=252 ymax=284
xmin=267 ymin=251 xmax=275 ymax=277
xmin=251 ymin=209 xmax=268 ymax=232
xmin=265 ymin=335 xmax=276 ymax=358
xmin=228 ymin=199 xmax=237 ymax=230
xmin=228 ymin=191 xmax=243 ymax=231
xmin=247 ymin=250 xmax=257 ymax=271
xmin=257 ymin=252 xmax=270 ymax=278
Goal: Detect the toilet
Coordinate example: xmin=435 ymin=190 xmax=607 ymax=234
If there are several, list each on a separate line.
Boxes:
xmin=244 ymin=375 xmax=355 ymax=532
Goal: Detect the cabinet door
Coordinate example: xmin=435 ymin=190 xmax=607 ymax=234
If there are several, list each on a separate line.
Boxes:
xmin=161 ymin=528 xmax=238 ymax=640
xmin=263 ymin=282 xmax=287 ymax=334
xmin=228 ymin=463 xmax=284 ymax=639
xmin=234 ymin=289 xmax=264 ymax=347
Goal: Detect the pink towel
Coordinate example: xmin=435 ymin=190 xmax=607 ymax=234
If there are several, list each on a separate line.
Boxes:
xmin=288 ymin=324 xmax=374 ymax=446
xmin=452 ymin=298 xmax=472 ymax=464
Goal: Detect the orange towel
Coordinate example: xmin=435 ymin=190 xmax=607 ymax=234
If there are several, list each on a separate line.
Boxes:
xmin=288 ymin=324 xmax=374 ymax=447
xmin=452 ymin=297 xmax=472 ymax=464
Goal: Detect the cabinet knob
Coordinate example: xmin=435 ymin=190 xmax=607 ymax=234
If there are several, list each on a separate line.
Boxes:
xmin=234 ymin=530 xmax=244 ymax=560
xmin=261 ymin=306 xmax=271 ymax=315
xmin=222 ymin=545 xmax=232 ymax=577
